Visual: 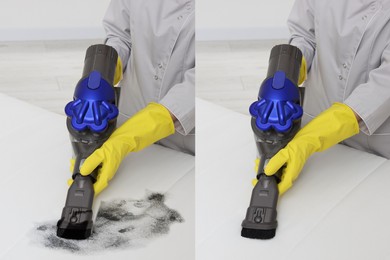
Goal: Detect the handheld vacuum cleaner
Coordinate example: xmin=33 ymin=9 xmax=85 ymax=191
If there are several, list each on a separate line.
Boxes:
xmin=57 ymin=44 xmax=119 ymax=239
xmin=241 ymin=44 xmax=304 ymax=239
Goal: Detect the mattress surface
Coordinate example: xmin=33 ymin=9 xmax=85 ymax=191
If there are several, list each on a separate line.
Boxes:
xmin=196 ymin=98 xmax=389 ymax=260
xmin=0 ymin=93 xmax=194 ymax=259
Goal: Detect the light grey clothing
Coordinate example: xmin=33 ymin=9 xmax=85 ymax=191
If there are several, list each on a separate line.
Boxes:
xmin=288 ymin=0 xmax=390 ymax=159
xmin=103 ymin=0 xmax=195 ymax=155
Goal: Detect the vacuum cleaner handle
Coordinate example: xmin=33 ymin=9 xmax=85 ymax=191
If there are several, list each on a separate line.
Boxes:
xmin=82 ymin=44 xmax=118 ymax=84
xmin=267 ymin=44 xmax=302 ymax=85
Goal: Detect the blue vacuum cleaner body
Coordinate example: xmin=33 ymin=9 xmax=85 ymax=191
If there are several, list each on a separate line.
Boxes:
xmin=57 ymin=44 xmax=119 ymax=240
xmin=65 ymin=70 xmax=118 ymax=133
xmin=242 ymin=44 xmax=304 ymax=239
xmin=250 ymin=70 xmax=302 ymax=133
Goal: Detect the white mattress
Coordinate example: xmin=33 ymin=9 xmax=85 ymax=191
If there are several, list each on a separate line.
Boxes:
xmin=1 ymin=93 xmax=388 ymax=260
xmin=196 ymin=98 xmax=390 ymax=260
xmin=0 ymin=93 xmax=194 ymax=259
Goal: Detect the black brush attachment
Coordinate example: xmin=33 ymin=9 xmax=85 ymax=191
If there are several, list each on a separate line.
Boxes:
xmin=241 ymin=174 xmax=279 ymax=239
xmin=241 ymin=227 xmax=276 ymax=240
xmin=56 ymin=211 xmax=93 ymax=240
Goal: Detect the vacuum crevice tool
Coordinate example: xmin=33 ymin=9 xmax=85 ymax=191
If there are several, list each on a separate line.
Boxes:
xmin=241 ymin=44 xmax=304 ymax=239
xmin=56 ymin=173 xmax=95 ymax=239
xmin=241 ymin=170 xmax=279 ymax=239
xmin=57 ymin=44 xmax=119 ymax=239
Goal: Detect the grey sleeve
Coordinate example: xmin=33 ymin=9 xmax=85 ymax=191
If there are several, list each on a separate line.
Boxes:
xmin=160 ymin=67 xmax=195 ymax=136
xmin=159 ymin=13 xmax=195 ymax=136
xmin=102 ymin=0 xmax=132 ymax=69
xmin=287 ymin=0 xmax=316 ymax=70
xmin=344 ymin=42 xmax=390 ymax=135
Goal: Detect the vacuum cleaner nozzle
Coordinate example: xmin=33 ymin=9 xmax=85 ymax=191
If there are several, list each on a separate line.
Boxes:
xmin=241 ymin=174 xmax=278 ymax=239
xmin=57 ymin=174 xmax=95 ymax=239
xmin=241 ymin=44 xmax=304 ymax=240
xmin=56 ymin=209 xmax=93 ymax=240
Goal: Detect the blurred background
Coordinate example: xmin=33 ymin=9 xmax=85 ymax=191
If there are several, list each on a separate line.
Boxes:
xmin=0 ymin=0 xmax=111 ymax=114
xmin=0 ymin=0 xmax=295 ymax=115
xmin=196 ymin=0 xmax=295 ymax=114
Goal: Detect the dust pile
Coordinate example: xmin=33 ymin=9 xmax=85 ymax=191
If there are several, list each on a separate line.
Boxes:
xmin=31 ymin=192 xmax=183 ymax=254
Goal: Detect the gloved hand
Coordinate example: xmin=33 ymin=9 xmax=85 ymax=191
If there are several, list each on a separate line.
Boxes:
xmin=264 ymin=102 xmax=359 ymax=195
xmin=78 ymin=102 xmax=175 ymax=195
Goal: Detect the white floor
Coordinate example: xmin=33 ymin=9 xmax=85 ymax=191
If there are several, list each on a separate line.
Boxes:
xmin=196 ymin=39 xmax=286 ymax=115
xmin=0 ymin=39 xmax=100 ymax=115
xmin=0 ymin=39 xmax=286 ymax=115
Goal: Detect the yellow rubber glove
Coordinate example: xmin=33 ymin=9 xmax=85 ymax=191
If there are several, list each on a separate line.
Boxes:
xmin=298 ymin=55 xmax=307 ymax=85
xmin=252 ymin=158 xmax=261 ymax=186
xmin=79 ymin=102 xmax=175 ymax=195
xmin=67 ymin=158 xmax=76 ymax=185
xmin=114 ymin=56 xmax=123 ymax=86
xmin=264 ymin=102 xmax=359 ymax=195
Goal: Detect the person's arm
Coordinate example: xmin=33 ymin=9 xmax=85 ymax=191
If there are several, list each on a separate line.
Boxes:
xmin=287 ymin=0 xmax=316 ymax=70
xmin=352 ymin=110 xmax=362 ymax=123
xmin=79 ymin=2 xmax=194 ymax=196
xmin=102 ymin=0 xmax=132 ymax=70
xmin=344 ymin=42 xmax=390 ymax=135
xmin=160 ymin=67 xmax=195 ymax=135
xmin=159 ymin=17 xmax=195 ymax=136
xmin=79 ymin=65 xmax=194 ymax=196
xmin=265 ymin=41 xmax=390 ymax=196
